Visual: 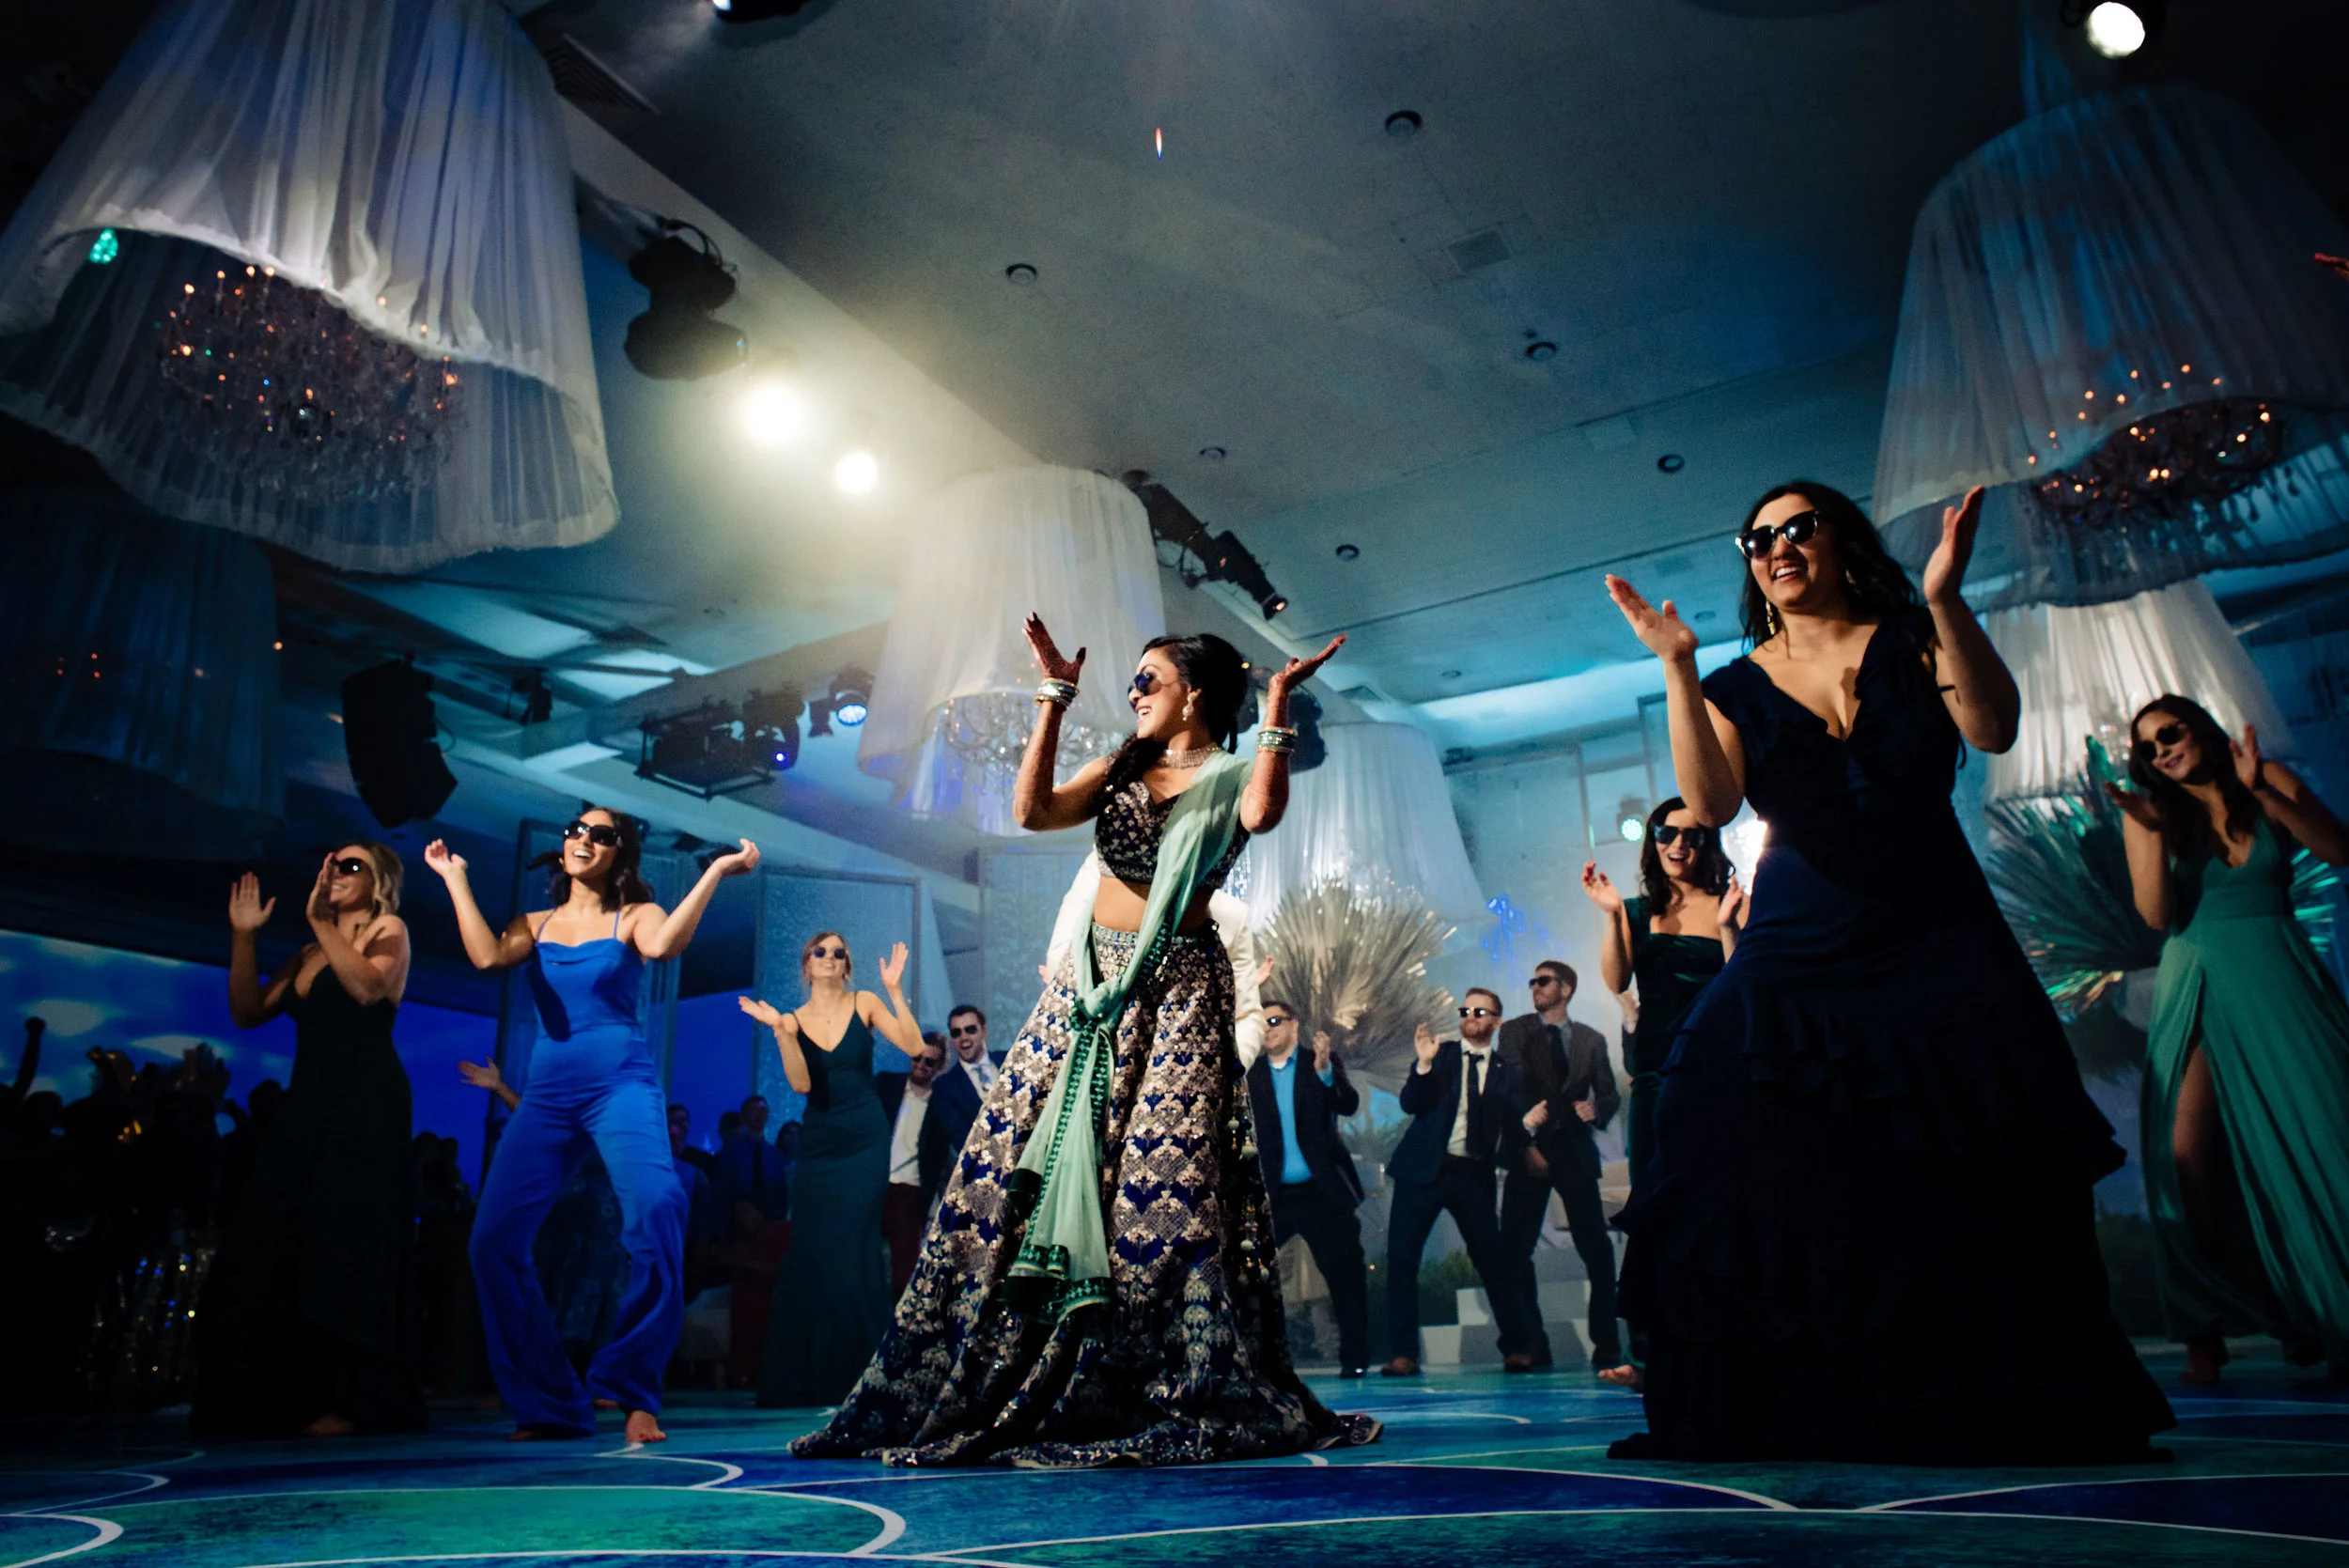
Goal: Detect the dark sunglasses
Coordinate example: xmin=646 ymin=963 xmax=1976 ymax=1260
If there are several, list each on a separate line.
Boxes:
xmin=2133 ymin=722 xmax=2188 ymax=759
xmin=949 ymin=1022 xmax=984 ymax=1037
xmin=809 ymin=944 xmax=848 ymax=959
xmin=1129 ymin=669 xmax=1164 ymax=698
xmin=563 ymin=820 xmax=623 ymax=848
xmin=1528 ymin=975 xmax=1560 ymax=988
xmin=331 ymin=856 xmax=370 ymax=877
xmin=1652 ymin=824 xmax=1711 ymax=847
xmin=1735 ymin=509 xmax=1822 ymax=561
xmin=1264 ymin=1014 xmax=1296 ymax=1027
xmin=1459 ymin=1006 xmax=1501 ymax=1018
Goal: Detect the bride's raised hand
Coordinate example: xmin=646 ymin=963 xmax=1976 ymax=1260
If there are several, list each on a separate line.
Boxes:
xmin=1605 ymin=576 xmax=1698 ymax=662
xmin=1023 ymin=613 xmax=1085 ymax=686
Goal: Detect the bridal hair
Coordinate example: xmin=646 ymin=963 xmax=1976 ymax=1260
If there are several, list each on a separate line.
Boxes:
xmin=1098 ymin=632 xmax=1251 ymax=800
xmin=1736 ymin=480 xmax=1919 ymax=648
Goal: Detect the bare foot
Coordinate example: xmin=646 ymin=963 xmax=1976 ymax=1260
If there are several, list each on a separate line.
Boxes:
xmin=1596 ymin=1364 xmax=1643 ymax=1390
xmin=301 ymin=1412 xmax=356 ymax=1437
xmin=625 ymin=1408 xmax=666 ymax=1444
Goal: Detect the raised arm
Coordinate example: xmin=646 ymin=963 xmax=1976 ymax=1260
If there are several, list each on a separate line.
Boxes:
xmin=1013 ymin=614 xmax=1112 ymax=831
xmin=1921 ymin=486 xmax=2021 ymax=754
xmin=1606 ymin=577 xmax=1745 ymax=825
xmin=2106 ymin=784 xmax=2173 ymax=930
xmin=1240 ymin=635 xmax=1346 ymax=835
xmin=459 ymin=1057 xmax=521 ymax=1112
xmin=226 ymin=873 xmax=293 ymax=1028
xmin=425 ymin=840 xmax=537 ymax=970
xmin=741 ymin=997 xmax=811 ymax=1095
xmin=2243 ymin=737 xmax=2349 ymax=866
xmin=1582 ymin=863 xmax=1634 ymax=996
xmin=303 ymin=856 xmax=409 ymax=1006
xmin=633 ymin=839 xmax=762 ymax=961
xmin=860 ymin=944 xmax=926 ymax=1056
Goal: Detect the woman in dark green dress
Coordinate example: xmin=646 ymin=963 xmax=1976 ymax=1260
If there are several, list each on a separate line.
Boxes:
xmin=1582 ymin=796 xmax=1742 ymax=1388
xmin=197 ymin=844 xmax=424 ymax=1438
xmin=2111 ymin=696 xmax=2349 ymax=1383
xmin=740 ymin=931 xmax=926 ymax=1406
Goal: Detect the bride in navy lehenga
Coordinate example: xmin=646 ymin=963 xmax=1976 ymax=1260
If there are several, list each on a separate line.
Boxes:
xmin=790 ymin=619 xmax=1379 ymax=1467
xmin=1602 ymin=480 xmax=2173 ymax=1464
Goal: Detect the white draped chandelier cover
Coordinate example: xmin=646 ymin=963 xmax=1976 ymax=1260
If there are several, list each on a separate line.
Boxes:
xmin=0 ymin=0 xmax=615 ymax=574
xmin=1232 ymin=722 xmax=1485 ymax=929
xmin=859 ymin=466 xmax=1165 ymax=835
xmin=1874 ymin=86 xmax=2349 ymax=612
xmin=1983 ymin=579 xmax=2291 ymax=803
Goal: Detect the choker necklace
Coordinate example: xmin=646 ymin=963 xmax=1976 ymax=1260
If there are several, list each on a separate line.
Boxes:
xmin=1161 ymin=741 xmax=1219 ymax=769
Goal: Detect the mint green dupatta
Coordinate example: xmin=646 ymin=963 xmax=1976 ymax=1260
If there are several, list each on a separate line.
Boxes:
xmin=1005 ymin=749 xmax=1251 ymax=1320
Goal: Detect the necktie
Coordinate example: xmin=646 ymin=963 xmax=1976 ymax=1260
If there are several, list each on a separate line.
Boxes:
xmin=1465 ymin=1052 xmax=1486 ymax=1157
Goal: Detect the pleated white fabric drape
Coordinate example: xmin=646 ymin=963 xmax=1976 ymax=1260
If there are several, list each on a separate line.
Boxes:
xmin=0 ymin=487 xmax=284 ymax=858
xmin=1983 ymin=579 xmax=2291 ymax=802
xmin=1231 ymin=722 xmax=1485 ymax=927
xmin=0 ymin=0 xmax=614 ymax=573
xmin=859 ymin=466 xmax=1165 ymax=835
xmin=1874 ymin=85 xmax=2349 ymax=610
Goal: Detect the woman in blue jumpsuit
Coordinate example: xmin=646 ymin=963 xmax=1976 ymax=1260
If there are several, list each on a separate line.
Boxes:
xmin=426 ymin=809 xmax=758 ymax=1442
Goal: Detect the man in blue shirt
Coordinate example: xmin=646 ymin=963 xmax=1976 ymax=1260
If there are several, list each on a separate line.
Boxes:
xmin=1245 ymin=1001 xmax=1369 ymax=1375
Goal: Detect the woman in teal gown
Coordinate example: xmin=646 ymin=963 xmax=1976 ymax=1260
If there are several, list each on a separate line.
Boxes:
xmin=2111 ymin=696 xmax=2349 ymax=1383
xmin=740 ymin=931 xmax=926 ymax=1407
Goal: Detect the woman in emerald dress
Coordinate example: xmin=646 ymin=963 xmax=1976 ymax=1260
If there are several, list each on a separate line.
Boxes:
xmin=2111 ymin=696 xmax=2349 ymax=1383
xmin=789 ymin=618 xmax=1380 ymax=1467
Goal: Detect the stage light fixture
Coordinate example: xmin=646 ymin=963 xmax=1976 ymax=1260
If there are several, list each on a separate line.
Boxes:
xmin=834 ymin=448 xmax=879 ymax=494
xmin=807 ymin=669 xmax=873 ymax=736
xmin=1126 ymin=477 xmax=1290 ymax=620
xmin=508 ymin=669 xmax=552 ymax=726
xmin=623 ymin=224 xmax=747 ymax=380
xmin=638 ymin=701 xmax=770 ymax=799
xmin=2084 ymin=1 xmax=2148 ymax=55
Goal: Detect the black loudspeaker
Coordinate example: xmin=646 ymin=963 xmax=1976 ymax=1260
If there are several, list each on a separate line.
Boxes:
xmin=341 ymin=660 xmax=458 ymax=828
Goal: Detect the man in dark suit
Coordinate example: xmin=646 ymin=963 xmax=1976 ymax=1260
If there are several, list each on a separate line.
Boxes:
xmin=712 ymin=1094 xmax=790 ymax=1221
xmin=1495 ymin=959 xmax=1624 ymax=1370
xmin=1380 ymin=988 xmax=1541 ymax=1374
xmin=875 ymin=1033 xmax=956 ymax=1296
xmin=1246 ymin=1000 xmax=1370 ymax=1375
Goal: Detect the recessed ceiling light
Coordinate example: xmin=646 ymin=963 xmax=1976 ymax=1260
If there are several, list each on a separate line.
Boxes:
xmin=1198 ymin=445 xmax=1226 ymax=460
xmin=833 ymin=448 xmax=879 ymax=494
xmin=1334 ymin=543 xmax=1361 ymax=560
xmin=1524 ymin=340 xmax=1558 ymax=362
xmin=1385 ymin=111 xmax=1422 ymax=138
xmin=2084 ymin=1 xmax=2148 ymax=56
xmin=1657 ymin=453 xmax=1686 ymax=474
xmin=1004 ymin=263 xmax=1037 ymax=286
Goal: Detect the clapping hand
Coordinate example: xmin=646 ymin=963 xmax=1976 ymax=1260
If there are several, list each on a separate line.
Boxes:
xmin=1922 ymin=485 xmax=1984 ymax=607
xmin=1580 ymin=861 xmax=1624 ymax=913
xmin=1312 ymin=1029 xmax=1333 ymax=1073
xmin=2233 ymin=723 xmax=2271 ymax=796
xmin=879 ymin=942 xmax=910 ymax=993
xmin=1413 ymin=1021 xmax=1439 ymax=1070
xmin=423 ymin=839 xmax=467 ymax=881
xmin=305 ymin=855 xmax=337 ymax=925
xmin=457 ymin=1059 xmax=505 ymax=1092
xmin=2104 ymin=780 xmax=2162 ymax=831
xmin=1719 ymin=878 xmax=1746 ymax=934
xmin=738 ymin=996 xmax=791 ymax=1032
xmin=1604 ymin=576 xmax=1699 ymax=662
xmin=228 ymin=872 xmax=276 ymax=934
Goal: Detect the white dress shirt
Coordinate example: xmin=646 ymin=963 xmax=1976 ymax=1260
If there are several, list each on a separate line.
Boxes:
xmin=1447 ymin=1040 xmax=1495 ymax=1158
xmin=888 ymin=1088 xmax=929 ymax=1187
xmin=957 ymin=1051 xmax=998 ymax=1096
xmin=1044 ymin=851 xmax=1268 ymax=1067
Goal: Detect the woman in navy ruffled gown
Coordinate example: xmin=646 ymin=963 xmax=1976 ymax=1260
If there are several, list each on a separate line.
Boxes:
xmin=1601 ymin=480 xmax=2172 ymax=1463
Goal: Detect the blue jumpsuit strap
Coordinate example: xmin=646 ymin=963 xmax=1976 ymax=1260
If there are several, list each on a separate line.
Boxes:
xmin=533 ymin=909 xmax=555 ymax=940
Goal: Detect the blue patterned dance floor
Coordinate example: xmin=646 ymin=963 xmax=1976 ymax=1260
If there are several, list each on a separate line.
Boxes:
xmin=6 ymin=1342 xmax=2344 ymax=1568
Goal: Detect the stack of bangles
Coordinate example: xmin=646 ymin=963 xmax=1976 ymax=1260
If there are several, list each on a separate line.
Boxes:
xmin=1257 ymin=724 xmax=1298 ymax=754
xmin=1035 ymin=679 xmax=1079 ymax=707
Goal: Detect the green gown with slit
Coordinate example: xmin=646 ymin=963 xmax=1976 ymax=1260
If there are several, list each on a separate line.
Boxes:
xmin=2142 ymin=816 xmax=2349 ymax=1365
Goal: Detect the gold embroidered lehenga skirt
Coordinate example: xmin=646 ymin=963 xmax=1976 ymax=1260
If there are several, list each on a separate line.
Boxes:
xmin=789 ymin=924 xmax=1380 ymax=1467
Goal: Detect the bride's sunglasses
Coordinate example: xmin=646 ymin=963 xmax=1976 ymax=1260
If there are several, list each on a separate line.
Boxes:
xmin=1735 ymin=509 xmax=1823 ymax=561
xmin=1651 ymin=824 xmax=1710 ymax=847
xmin=563 ymin=820 xmax=623 ymax=848
xmin=2133 ymin=722 xmax=2188 ymax=760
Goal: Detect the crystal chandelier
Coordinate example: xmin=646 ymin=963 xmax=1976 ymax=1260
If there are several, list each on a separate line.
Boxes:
xmin=156 ymin=262 xmax=462 ymax=503
xmin=2031 ymin=397 xmax=2283 ymax=530
xmin=932 ymin=691 xmax=1118 ymax=774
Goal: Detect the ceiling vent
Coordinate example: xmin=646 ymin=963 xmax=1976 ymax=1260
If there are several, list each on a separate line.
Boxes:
xmin=537 ymin=36 xmax=656 ymax=127
xmin=1446 ymin=230 xmax=1512 ymax=274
